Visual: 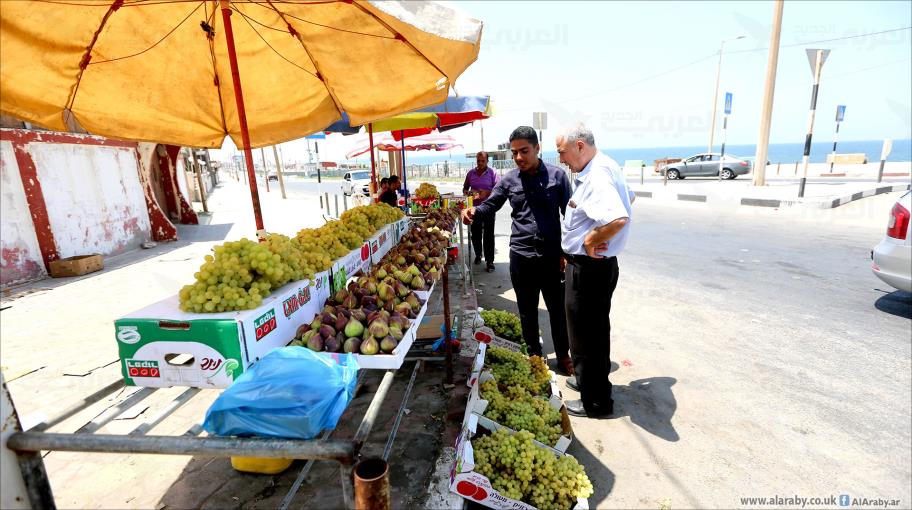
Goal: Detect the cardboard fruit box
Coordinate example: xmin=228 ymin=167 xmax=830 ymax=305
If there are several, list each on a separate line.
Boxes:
xmin=48 ymin=254 xmax=103 ymax=278
xmin=465 ymin=369 xmax=572 ymax=452
xmin=450 ymin=415 xmax=588 ymax=510
xmin=114 ymin=272 xmax=331 ymax=388
xmin=340 ymin=291 xmax=429 ymax=370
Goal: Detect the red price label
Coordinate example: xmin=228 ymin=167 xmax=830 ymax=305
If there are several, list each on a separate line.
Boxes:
xmin=256 ymin=317 xmax=277 ymax=340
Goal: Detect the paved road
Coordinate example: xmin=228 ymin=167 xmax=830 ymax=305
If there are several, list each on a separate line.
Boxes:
xmin=468 ymin=192 xmax=911 ymax=508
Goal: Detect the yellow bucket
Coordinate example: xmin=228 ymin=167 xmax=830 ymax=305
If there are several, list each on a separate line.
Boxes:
xmin=230 ymin=456 xmax=294 ymax=475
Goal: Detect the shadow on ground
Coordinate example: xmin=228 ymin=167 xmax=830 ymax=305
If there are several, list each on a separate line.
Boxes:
xmin=611 ymin=376 xmax=679 ymax=442
xmin=874 ymin=289 xmax=912 ymax=319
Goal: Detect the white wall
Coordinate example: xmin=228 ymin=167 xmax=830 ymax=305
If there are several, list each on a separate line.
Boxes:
xmin=0 ymin=140 xmax=46 ymax=285
xmin=30 ymin=143 xmax=151 ymax=258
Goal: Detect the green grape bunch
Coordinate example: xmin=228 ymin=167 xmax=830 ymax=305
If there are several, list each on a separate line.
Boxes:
xmin=472 ymin=428 xmax=594 ymax=509
xmin=480 ymin=309 xmax=523 ymax=342
xmin=486 ymin=346 xmax=550 ymax=396
xmin=480 ymin=380 xmax=563 ymax=446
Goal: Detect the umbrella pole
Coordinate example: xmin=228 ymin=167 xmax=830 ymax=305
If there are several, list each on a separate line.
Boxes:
xmin=400 ymin=131 xmax=407 ymax=201
xmin=220 ymin=1 xmax=265 ymax=233
xmin=368 ymin=123 xmax=377 ymax=199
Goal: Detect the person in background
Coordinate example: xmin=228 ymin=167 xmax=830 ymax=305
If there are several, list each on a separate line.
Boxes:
xmin=463 ymin=151 xmax=499 ymax=271
xmin=461 ymin=126 xmax=574 ymax=375
xmin=556 ymin=123 xmax=633 ymax=418
xmin=379 ymin=175 xmax=398 ymax=207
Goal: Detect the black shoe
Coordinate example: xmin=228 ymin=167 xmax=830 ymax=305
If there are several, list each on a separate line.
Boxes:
xmin=566 ymin=399 xmax=613 ymax=418
xmin=486 ymin=262 xmax=495 ymax=272
xmin=474 ymin=256 xmax=481 ymax=264
xmin=565 ymin=376 xmax=579 ymax=392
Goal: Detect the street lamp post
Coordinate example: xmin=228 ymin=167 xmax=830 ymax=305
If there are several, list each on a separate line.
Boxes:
xmin=708 ymin=35 xmax=745 ymax=154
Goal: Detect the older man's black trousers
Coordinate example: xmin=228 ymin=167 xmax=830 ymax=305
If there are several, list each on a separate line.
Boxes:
xmin=565 ymin=255 xmax=618 ymax=409
xmin=508 ymin=250 xmax=570 ymax=360
xmin=470 ymin=213 xmax=495 ymax=263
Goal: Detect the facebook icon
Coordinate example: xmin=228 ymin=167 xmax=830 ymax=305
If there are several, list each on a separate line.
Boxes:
xmin=839 ymin=494 xmax=850 ymax=506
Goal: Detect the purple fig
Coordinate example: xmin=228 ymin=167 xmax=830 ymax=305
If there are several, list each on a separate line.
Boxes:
xmin=307 ymin=335 xmax=324 ymax=351
xmin=296 ymin=323 xmax=311 ymax=338
xmin=344 ymin=317 xmax=365 ymax=338
xmin=361 ymin=295 xmax=377 ymax=308
xmin=395 ymin=281 xmax=410 ymax=298
xmin=360 ymin=337 xmax=380 ymax=355
xmin=383 ymin=299 xmax=395 ymax=313
xmin=318 ymin=324 xmax=335 ymax=339
xmin=347 ymin=281 xmax=358 ymax=292
xmin=364 ymin=279 xmax=378 ymax=295
xmin=324 ymin=335 xmax=341 ymax=353
xmin=380 ymin=336 xmax=398 ymax=353
xmin=335 ymin=314 xmax=348 ymax=331
xmin=369 ymin=319 xmax=389 ymax=339
xmin=321 ymin=311 xmax=336 ymax=325
xmin=366 ymin=310 xmax=380 ymax=324
xmin=344 ymin=337 xmax=362 ymax=353
xmin=389 ymin=314 xmax=408 ymax=330
xmin=342 ymin=294 xmax=358 ymax=309
xmin=379 ymin=310 xmax=391 ymax=322
xmin=336 ymin=307 xmax=351 ymax=319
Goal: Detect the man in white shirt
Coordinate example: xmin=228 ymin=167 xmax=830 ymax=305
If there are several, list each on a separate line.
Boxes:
xmin=556 ymin=124 xmax=633 ymax=418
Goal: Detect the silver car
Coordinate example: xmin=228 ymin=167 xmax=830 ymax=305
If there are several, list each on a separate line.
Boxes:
xmin=663 ymin=153 xmax=752 ymax=180
xmin=872 ymin=191 xmax=912 ymax=292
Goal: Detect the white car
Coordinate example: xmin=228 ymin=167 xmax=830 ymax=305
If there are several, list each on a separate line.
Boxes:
xmin=341 ymin=170 xmax=372 ymax=196
xmin=872 ymin=191 xmax=912 ymax=292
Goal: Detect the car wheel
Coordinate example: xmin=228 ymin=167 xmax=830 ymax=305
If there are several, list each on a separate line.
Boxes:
xmin=721 ymin=168 xmax=734 ymax=180
xmin=666 ymin=169 xmax=680 ymax=180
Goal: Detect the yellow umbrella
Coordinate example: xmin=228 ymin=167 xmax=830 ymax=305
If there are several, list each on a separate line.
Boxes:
xmin=0 ymin=0 xmax=482 ymax=230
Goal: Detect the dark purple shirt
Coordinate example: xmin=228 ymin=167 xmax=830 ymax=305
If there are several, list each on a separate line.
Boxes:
xmin=463 ymin=167 xmax=499 ymax=203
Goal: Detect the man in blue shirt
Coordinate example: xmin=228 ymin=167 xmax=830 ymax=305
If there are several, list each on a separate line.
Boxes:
xmin=557 ymin=124 xmax=632 ymax=418
xmin=461 ymin=126 xmax=574 ymax=375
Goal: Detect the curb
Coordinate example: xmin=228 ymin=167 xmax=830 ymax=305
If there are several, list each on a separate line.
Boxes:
xmin=631 ymin=184 xmax=910 ymax=209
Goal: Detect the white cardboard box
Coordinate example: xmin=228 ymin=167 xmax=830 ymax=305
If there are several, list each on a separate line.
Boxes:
xmin=450 ymin=415 xmax=588 ymax=510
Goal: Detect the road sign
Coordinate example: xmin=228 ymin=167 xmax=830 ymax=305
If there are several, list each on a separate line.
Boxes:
xmin=881 ymin=139 xmax=893 ymax=160
xmin=532 ymin=112 xmax=548 ymax=130
xmin=805 ymin=48 xmax=830 ymax=74
xmin=724 ymin=92 xmax=733 ymax=115
xmin=835 ymin=105 xmax=846 ymax=122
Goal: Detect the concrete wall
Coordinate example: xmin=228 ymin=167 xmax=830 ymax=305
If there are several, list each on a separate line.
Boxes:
xmin=0 ymin=140 xmax=46 ymax=284
xmin=29 ymin=142 xmax=150 ymax=258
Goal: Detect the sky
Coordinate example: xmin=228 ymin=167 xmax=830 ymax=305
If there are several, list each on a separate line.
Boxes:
xmin=214 ymin=0 xmax=912 ymax=165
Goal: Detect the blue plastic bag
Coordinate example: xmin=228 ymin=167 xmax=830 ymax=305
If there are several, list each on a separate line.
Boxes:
xmin=203 ymin=347 xmax=359 ymax=439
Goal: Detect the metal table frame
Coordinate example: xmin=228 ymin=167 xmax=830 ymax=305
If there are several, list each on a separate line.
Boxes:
xmin=3 ymin=276 xmax=459 ymax=510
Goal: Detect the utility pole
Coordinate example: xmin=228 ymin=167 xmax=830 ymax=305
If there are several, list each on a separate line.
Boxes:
xmin=708 ymin=35 xmax=746 ymax=154
xmin=752 ymin=0 xmax=784 ymax=187
xmin=829 ymin=105 xmax=845 ymax=173
xmin=271 ymin=145 xmax=287 ymax=199
xmin=719 ymin=92 xmax=732 ymax=181
xmin=259 ymin=147 xmax=270 ymax=192
xmin=798 ymin=48 xmax=830 ymax=198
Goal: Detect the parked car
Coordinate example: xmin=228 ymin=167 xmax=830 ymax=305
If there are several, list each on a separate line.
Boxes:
xmin=342 ymin=170 xmax=372 ymax=196
xmin=661 ymin=153 xmax=752 ymax=180
xmin=267 ymin=174 xmax=278 ymax=182
xmin=872 ymin=191 xmax=912 ymax=292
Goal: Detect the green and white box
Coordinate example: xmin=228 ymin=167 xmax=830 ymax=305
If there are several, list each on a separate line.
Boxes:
xmin=114 ymin=271 xmax=331 ymax=388
xmin=369 ymin=225 xmax=395 ymax=265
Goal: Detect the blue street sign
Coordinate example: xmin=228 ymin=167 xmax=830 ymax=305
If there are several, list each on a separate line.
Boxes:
xmin=306 ymin=133 xmax=327 ymax=140
xmin=724 ymin=92 xmax=733 ymax=115
xmin=836 ymin=105 xmax=846 ymax=122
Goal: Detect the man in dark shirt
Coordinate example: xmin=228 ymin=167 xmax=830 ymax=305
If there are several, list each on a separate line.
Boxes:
xmin=461 ymin=126 xmax=574 ymax=375
xmin=379 ymin=175 xmax=398 ymax=207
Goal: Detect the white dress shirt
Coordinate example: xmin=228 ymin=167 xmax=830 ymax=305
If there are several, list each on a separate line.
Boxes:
xmin=561 ymin=152 xmax=633 ymax=257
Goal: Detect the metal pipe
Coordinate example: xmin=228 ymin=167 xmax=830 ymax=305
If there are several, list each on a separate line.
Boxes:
xmin=29 ymin=379 xmax=124 ymax=432
xmin=220 ymin=0 xmax=264 ymax=231
xmin=129 ymin=388 xmax=200 ymax=436
xmin=76 ymin=387 xmax=157 ymax=434
xmin=8 ymin=432 xmax=355 ymax=461
xmin=353 ymin=371 xmax=396 ymax=449
xmin=353 ymin=457 xmax=390 ymax=510
xmin=335 ymin=194 xmax=340 ymax=217
xmin=272 ymin=144 xmax=287 ymax=199
xmin=382 ymin=361 xmax=422 ymax=461
xmin=260 ymin=148 xmax=271 ymax=193
xmin=443 ymin=264 xmax=453 ymax=384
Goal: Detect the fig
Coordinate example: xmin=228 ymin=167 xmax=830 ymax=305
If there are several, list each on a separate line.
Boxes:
xmin=335 ymin=314 xmax=348 ymax=332
xmin=363 ymin=279 xmax=378 ymax=295
xmin=407 ymin=264 xmax=421 ymax=276
xmin=342 ymin=294 xmax=358 ymax=309
xmin=389 ymin=324 xmax=404 ymax=341
xmin=360 ymin=337 xmax=380 ymax=355
xmin=344 ymin=318 xmax=365 ymax=338
xmin=318 ymin=324 xmax=335 ymax=339
xmin=295 ymin=323 xmax=311 ymax=338
xmin=394 ymin=301 xmax=412 ymax=317
xmin=378 ymin=282 xmax=394 ymax=301
xmin=324 ymin=335 xmax=341 ymax=353
xmin=307 ymin=335 xmax=324 ymax=351
xmin=410 ymin=275 xmax=426 ymax=290
xmin=309 ymin=317 xmax=322 ymax=330
xmin=333 ymin=289 xmax=349 ymax=304
xmin=394 ymin=281 xmax=410 ymax=298
xmin=344 ymin=337 xmax=362 ymax=353
xmin=389 ymin=313 xmax=408 ymax=330
xmin=379 ymin=310 xmax=391 ymax=322
xmin=322 ymin=305 xmax=335 ymax=315
xmin=380 ymin=336 xmax=398 ymax=353
xmin=320 ymin=311 xmax=336 ymax=325
xmin=376 ymin=268 xmax=387 ymax=279
xmin=368 ymin=319 xmax=389 ymax=339
xmin=405 ymin=293 xmax=420 ymax=312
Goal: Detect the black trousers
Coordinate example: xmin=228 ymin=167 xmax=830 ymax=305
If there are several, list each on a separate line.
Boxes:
xmin=470 ymin=214 xmax=495 ymax=263
xmin=565 ymin=255 xmax=619 ymax=408
xmin=508 ymin=250 xmax=570 ymax=360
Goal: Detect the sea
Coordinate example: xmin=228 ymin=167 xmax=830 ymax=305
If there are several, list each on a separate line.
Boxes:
xmin=403 ymin=139 xmax=912 ymax=166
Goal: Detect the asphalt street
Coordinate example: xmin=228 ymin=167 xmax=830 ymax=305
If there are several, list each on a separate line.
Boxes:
xmin=467 ymin=191 xmax=911 ymax=508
